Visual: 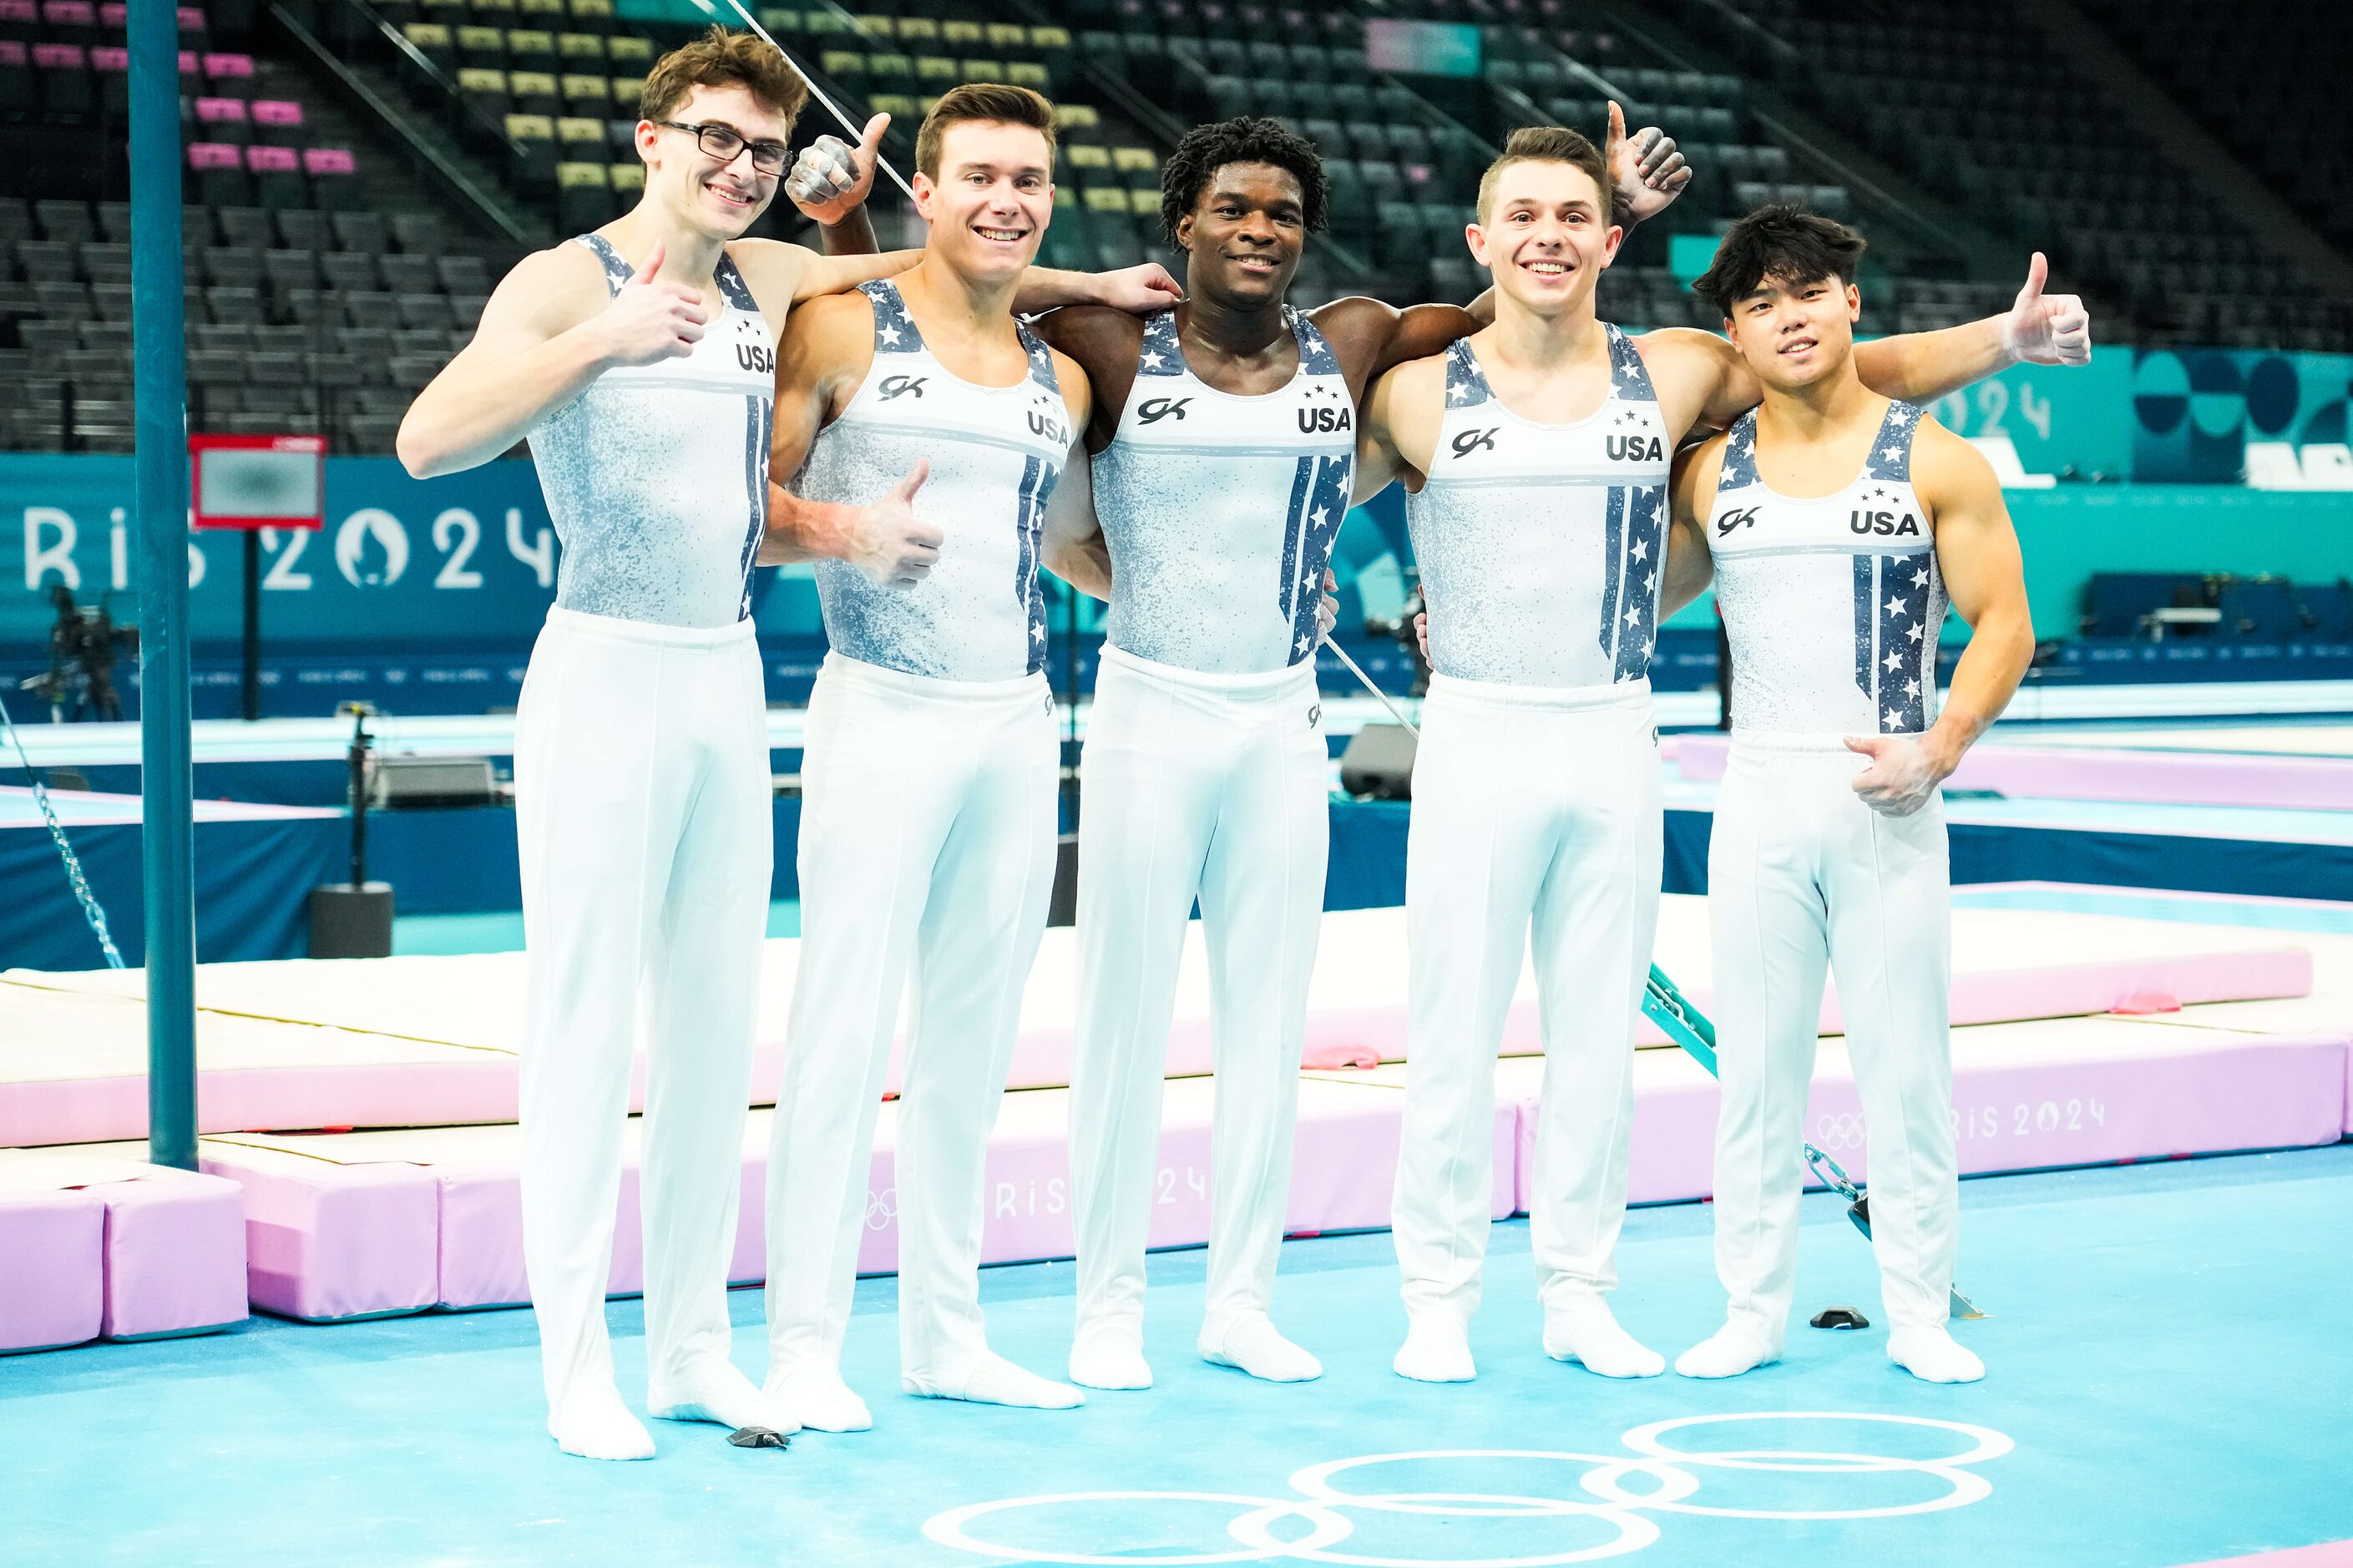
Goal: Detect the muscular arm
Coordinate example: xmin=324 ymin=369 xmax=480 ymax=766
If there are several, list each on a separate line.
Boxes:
xmin=1030 ymin=305 xmax=1146 ymax=451
xmin=1353 ymin=358 xmax=1412 ymax=505
xmin=757 ymin=291 xmax=941 ymax=578
xmin=1313 ymin=294 xmax=1490 ymax=400
xmin=1917 ymin=422 xmax=2034 ymax=772
xmin=1041 ymin=437 xmax=1111 ymax=599
xmin=1639 ymin=256 xmax=2092 ymax=438
xmin=396 ymin=246 xmax=618 ymax=478
xmin=1661 ymin=433 xmax=1724 ymax=619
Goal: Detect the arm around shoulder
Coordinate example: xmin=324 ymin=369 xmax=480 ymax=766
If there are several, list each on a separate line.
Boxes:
xmin=1354 ymin=352 xmax=1440 ymax=504
xmin=1660 ymin=432 xmax=1724 ymax=618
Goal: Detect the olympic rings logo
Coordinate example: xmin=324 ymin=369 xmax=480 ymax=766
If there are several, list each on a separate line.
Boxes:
xmin=923 ymin=1412 xmax=2012 ymax=1565
xmin=864 ymin=1187 xmax=898 ymax=1231
xmin=1811 ymin=1112 xmax=1870 ymax=1152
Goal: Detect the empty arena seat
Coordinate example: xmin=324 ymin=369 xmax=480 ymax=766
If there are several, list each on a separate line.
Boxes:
xmin=186 ymin=141 xmax=247 ymax=205
xmin=250 ymin=97 xmax=303 ymax=142
xmin=302 ymin=146 xmax=358 ymax=208
xmin=2214 ymin=578 xmax=2304 ymax=639
xmin=194 ymin=94 xmax=248 ymax=141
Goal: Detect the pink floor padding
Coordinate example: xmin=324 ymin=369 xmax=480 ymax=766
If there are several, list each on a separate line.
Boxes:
xmin=1669 ymin=731 xmax=2353 ymax=812
xmin=1491 ymin=1014 xmax=2351 ymax=1212
xmin=0 ymin=1186 xmax=102 ymax=1353
xmin=24 ymin=1010 xmax=2341 ymax=1331
xmin=1 ymin=903 xmax=2315 ymax=1144
xmin=113 ymin=1077 xmax=1507 ymax=1321
xmin=195 ymin=1141 xmax=443 ymax=1322
xmin=0 ymin=1155 xmax=246 ymax=1345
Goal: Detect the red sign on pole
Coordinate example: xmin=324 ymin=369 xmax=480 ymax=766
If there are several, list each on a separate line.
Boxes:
xmin=189 ymin=432 xmax=326 ymax=531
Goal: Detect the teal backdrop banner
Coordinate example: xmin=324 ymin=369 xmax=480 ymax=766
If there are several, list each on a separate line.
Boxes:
xmin=3 ymin=454 xmax=563 ymax=648
xmin=1926 ymin=353 xmax=2135 ymax=482
xmin=2130 ymin=347 xmax=2353 ymax=483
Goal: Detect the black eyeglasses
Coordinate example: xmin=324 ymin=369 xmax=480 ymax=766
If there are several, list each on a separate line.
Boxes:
xmin=657 ymin=120 xmax=789 ymax=176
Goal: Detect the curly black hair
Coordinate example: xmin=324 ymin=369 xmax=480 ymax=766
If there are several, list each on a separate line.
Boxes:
xmin=1157 ymin=116 xmax=1330 ymax=247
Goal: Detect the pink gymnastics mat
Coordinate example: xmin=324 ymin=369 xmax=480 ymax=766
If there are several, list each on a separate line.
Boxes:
xmin=31 ymin=1003 xmax=2345 ymax=1328
xmin=1668 ymin=730 xmax=2353 ymax=812
xmin=0 ymin=1151 xmax=248 ymax=1353
xmin=0 ymin=901 xmax=2315 ymax=1146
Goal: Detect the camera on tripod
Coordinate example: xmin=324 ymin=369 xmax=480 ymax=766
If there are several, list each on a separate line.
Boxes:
xmin=23 ymin=581 xmax=139 ymax=722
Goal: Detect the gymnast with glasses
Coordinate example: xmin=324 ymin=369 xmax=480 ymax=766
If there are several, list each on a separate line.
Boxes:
xmin=395 ymin=26 xmax=1173 ymax=1461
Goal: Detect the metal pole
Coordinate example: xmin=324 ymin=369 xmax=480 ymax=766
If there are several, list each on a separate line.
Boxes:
xmin=130 ymin=0 xmax=198 ymax=1171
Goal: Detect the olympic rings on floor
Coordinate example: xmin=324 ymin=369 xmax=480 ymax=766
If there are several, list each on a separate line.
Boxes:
xmin=920 ymin=1413 xmax=2014 ymax=1565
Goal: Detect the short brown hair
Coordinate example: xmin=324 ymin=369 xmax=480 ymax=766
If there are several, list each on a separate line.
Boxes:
xmin=640 ymin=25 xmax=807 ymax=129
xmin=1475 ymin=124 xmax=1612 ymax=225
xmin=914 ymin=83 xmax=1057 ymax=180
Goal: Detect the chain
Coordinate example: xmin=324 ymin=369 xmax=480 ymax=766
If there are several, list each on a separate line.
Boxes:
xmin=1804 ymin=1143 xmax=1865 ymax=1202
xmin=0 ymin=688 xmax=126 ymax=969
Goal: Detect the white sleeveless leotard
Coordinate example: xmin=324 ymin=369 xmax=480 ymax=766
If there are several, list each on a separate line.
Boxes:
xmin=529 ymin=232 xmax=775 ymax=630
xmin=1405 ymin=325 xmax=1673 ymax=687
xmin=1708 ymin=400 xmax=1946 ymax=735
xmin=1090 ymin=306 xmax=1354 ymax=675
xmin=794 ymin=278 xmax=1072 ymax=681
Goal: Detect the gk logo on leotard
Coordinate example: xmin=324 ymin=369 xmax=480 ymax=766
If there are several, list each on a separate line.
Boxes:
xmin=878 ymin=374 xmax=927 ymax=401
xmin=1137 ymin=397 xmax=1191 ymax=424
xmin=1607 ymin=433 xmax=1665 ymax=462
xmin=1716 ymin=506 xmax=1759 ymax=537
xmin=1850 ymin=508 xmax=1923 ymax=537
xmin=1451 ymin=427 xmax=1499 ymax=458
xmin=1297 ymin=406 xmax=1352 ymax=433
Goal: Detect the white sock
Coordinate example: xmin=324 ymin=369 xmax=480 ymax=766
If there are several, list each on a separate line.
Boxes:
xmin=1674 ymin=1319 xmax=1780 ymax=1380
xmin=1069 ymin=1322 xmax=1152 ymax=1391
xmin=1888 ymin=1326 xmax=1985 ymax=1384
xmin=913 ymin=1350 xmax=1085 ymax=1409
xmin=1202 ymin=1315 xmax=1322 ymax=1383
xmin=1392 ymin=1315 xmax=1475 ymax=1383
xmin=767 ymin=1362 xmax=873 ymax=1433
xmin=649 ymin=1355 xmax=798 ymax=1434
xmin=1541 ymin=1297 xmax=1664 ymax=1378
xmin=548 ymin=1378 xmax=655 ymax=1461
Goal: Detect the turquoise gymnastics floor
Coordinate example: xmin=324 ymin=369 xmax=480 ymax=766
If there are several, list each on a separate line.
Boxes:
xmin=3 ymin=1148 xmax=2350 ymax=1567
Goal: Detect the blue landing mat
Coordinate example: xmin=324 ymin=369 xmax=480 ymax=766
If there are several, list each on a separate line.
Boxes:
xmin=3 ymin=1150 xmax=2349 ymax=1566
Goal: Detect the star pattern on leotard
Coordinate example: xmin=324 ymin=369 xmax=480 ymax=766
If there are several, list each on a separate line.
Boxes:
xmin=1607 ymin=322 xmax=1659 ymax=403
xmin=574 ymin=232 xmax=636 ymax=295
xmin=860 ymin=279 xmax=925 ymax=355
xmin=1444 ymin=337 xmax=1493 ymax=407
xmin=1136 ymin=307 xmax=1185 ymax=377
xmin=1718 ymin=409 xmax=1761 ymax=490
xmin=1855 ymin=545 xmax=1939 ymax=732
xmin=1291 ymin=306 xmax=1342 ymax=377
xmin=1864 ymin=400 xmax=1922 ymax=482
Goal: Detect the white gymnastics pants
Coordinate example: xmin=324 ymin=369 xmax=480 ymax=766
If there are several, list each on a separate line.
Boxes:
xmin=1706 ymin=732 xmax=1956 ymax=1347
xmin=765 ymin=653 xmax=1057 ymax=1392
xmin=1394 ymin=675 xmax=1662 ymax=1324
xmin=514 ymin=606 xmax=773 ymax=1419
xmin=1069 ymin=646 xmax=1329 ymax=1343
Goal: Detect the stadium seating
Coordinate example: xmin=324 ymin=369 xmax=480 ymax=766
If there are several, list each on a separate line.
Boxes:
xmin=2077 ymin=0 xmax=2352 ymax=277
xmin=1651 ymin=0 xmax=2350 ymax=352
xmin=4 ymin=0 xmax=2348 ymax=456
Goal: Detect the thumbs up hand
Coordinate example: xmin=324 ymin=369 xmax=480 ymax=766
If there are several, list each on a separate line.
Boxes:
xmin=1998 ymin=251 xmax=2092 ymax=367
xmin=595 ymin=240 xmax=708 ymax=367
xmin=787 ymin=113 xmax=888 ymax=226
xmin=1605 ymin=100 xmax=1691 ymax=226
